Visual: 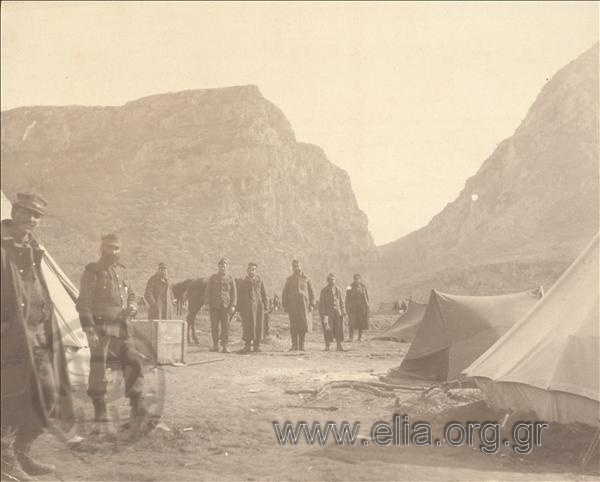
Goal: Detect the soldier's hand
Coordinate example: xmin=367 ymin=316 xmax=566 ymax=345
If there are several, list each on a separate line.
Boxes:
xmin=229 ymin=306 xmax=236 ymax=315
xmin=85 ymin=328 xmax=100 ymax=349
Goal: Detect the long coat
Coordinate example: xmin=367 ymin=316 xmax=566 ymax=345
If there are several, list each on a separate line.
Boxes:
xmin=281 ymin=272 xmax=315 ymax=334
xmin=1 ymin=221 xmax=73 ymax=429
xmin=144 ymin=273 xmax=173 ymax=320
xmin=345 ymin=282 xmax=370 ymax=330
xmin=238 ymin=275 xmax=268 ymax=341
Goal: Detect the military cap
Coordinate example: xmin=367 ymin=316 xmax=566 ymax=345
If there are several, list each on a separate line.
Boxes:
xmin=327 ymin=273 xmax=336 ymax=280
xmin=101 ymin=233 xmax=121 ymax=247
xmin=248 ymin=262 xmax=258 ymax=268
xmin=13 ymin=192 xmax=48 ymax=216
xmin=158 ymin=262 xmax=167 ymax=269
xmin=218 ymin=257 xmax=229 ymax=266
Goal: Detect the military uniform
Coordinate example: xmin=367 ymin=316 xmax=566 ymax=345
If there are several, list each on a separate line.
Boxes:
xmin=204 ymin=272 xmax=237 ymax=351
xmin=144 ymin=272 xmax=173 ymax=321
xmin=282 ymin=271 xmax=315 ymax=350
xmin=76 ymin=256 xmax=143 ymax=415
xmin=319 ymin=283 xmax=346 ymax=350
xmin=1 ymin=193 xmax=71 ymax=479
xmin=238 ymin=275 xmax=268 ymax=351
xmin=345 ymin=281 xmax=370 ymax=340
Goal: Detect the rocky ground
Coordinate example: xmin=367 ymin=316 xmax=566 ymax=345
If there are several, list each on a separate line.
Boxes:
xmin=23 ymin=313 xmax=600 ymax=482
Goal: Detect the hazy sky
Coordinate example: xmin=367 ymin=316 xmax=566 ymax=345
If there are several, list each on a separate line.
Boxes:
xmin=1 ymin=2 xmax=598 ymax=244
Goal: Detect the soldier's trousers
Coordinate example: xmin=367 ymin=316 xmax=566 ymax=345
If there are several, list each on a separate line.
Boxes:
xmin=210 ymin=307 xmax=230 ymax=346
xmin=87 ymin=332 xmax=143 ymax=401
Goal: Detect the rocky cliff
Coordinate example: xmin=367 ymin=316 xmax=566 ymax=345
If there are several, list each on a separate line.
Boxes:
xmin=376 ymin=43 xmax=599 ymax=301
xmin=1 ymin=85 xmax=376 ymax=294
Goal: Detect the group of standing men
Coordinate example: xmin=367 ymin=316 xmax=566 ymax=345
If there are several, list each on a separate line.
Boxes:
xmin=282 ymin=260 xmax=370 ymax=352
xmin=0 ymin=191 xmax=370 ymax=480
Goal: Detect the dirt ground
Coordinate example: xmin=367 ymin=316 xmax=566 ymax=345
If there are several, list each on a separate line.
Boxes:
xmin=26 ymin=313 xmax=600 ymax=482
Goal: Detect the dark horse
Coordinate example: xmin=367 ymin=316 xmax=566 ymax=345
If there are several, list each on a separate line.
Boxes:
xmin=172 ymin=278 xmax=208 ymax=344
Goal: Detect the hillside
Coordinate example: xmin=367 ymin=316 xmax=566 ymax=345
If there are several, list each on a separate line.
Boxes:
xmin=1 ymin=85 xmax=376 ymax=294
xmin=376 ymin=44 xmax=599 ymax=301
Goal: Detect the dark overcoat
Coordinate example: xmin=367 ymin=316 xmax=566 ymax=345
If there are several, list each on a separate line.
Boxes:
xmin=144 ymin=273 xmax=173 ymax=320
xmin=345 ymin=282 xmax=370 ymax=330
xmin=1 ymin=221 xmax=73 ymax=429
xmin=281 ymin=272 xmax=315 ymax=334
xmin=238 ymin=275 xmax=268 ymax=341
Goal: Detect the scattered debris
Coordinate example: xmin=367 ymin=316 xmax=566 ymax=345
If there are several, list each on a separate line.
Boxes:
xmin=187 ymin=358 xmax=225 ymax=366
xmin=182 ymin=427 xmax=193 ymax=432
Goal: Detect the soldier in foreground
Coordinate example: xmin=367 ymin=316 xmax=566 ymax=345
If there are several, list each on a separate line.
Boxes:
xmin=319 ymin=273 xmax=346 ymax=351
xmin=76 ymin=233 xmax=148 ymax=422
xmin=1 ymin=193 xmax=72 ymax=480
xmin=205 ymin=257 xmax=237 ymax=353
xmin=144 ymin=262 xmax=173 ymax=321
xmin=345 ymin=273 xmax=370 ymax=342
xmin=281 ymin=259 xmax=315 ymax=351
xmin=238 ymin=262 xmax=268 ymax=352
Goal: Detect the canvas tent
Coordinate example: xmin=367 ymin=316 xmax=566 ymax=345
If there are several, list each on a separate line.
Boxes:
xmin=374 ymin=300 xmax=427 ymax=342
xmin=1 ymin=191 xmax=89 ymax=386
xmin=464 ymin=234 xmax=599 ymax=426
xmin=396 ymin=287 xmax=543 ymax=381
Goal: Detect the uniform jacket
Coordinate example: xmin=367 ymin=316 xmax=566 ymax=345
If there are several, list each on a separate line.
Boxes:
xmin=282 ymin=272 xmax=315 ymax=332
xmin=205 ymin=273 xmax=237 ymax=310
xmin=144 ymin=273 xmax=173 ymax=320
xmin=319 ymin=284 xmax=346 ymax=318
xmin=0 ymin=220 xmax=73 ymax=422
xmin=76 ymin=258 xmax=137 ymax=329
xmin=238 ymin=275 xmax=268 ymax=319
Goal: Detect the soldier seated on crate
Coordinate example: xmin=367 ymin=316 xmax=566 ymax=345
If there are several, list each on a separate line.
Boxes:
xmin=76 ymin=233 xmax=150 ymax=423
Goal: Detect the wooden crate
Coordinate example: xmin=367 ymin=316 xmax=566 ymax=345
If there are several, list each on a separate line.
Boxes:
xmin=130 ymin=320 xmax=187 ymax=365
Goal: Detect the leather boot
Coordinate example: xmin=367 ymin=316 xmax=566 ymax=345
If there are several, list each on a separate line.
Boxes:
xmin=129 ymin=396 xmax=148 ymax=420
xmin=93 ymin=399 xmax=108 ymax=422
xmin=253 ymin=341 xmax=260 ymax=352
xmin=14 ymin=438 xmax=55 ymax=476
xmin=1 ymin=444 xmax=33 ymax=481
xmin=299 ymin=333 xmax=306 ymax=351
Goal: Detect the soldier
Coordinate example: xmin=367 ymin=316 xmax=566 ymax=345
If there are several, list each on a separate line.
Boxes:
xmin=204 ymin=257 xmax=237 ymax=353
xmin=281 ymin=259 xmax=315 ymax=351
xmin=319 ymin=273 xmax=346 ymax=351
xmin=1 ymin=193 xmax=72 ymax=480
xmin=144 ymin=262 xmax=173 ymax=321
xmin=345 ymin=273 xmax=370 ymax=342
xmin=238 ymin=262 xmax=268 ymax=353
xmin=76 ymin=233 xmax=147 ymax=422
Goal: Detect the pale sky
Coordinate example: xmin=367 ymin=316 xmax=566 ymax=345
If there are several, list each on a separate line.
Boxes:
xmin=1 ymin=1 xmax=598 ymax=244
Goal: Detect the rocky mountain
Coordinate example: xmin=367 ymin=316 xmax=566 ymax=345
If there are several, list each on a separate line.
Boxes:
xmin=376 ymin=43 xmax=599 ymax=302
xmin=1 ymin=85 xmax=376 ymax=295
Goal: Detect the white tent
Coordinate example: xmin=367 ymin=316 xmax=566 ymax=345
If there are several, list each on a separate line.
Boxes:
xmin=463 ymin=234 xmax=599 ymax=426
xmin=1 ymin=191 xmax=89 ymax=386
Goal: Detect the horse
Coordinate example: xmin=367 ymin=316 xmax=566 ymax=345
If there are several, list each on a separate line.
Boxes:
xmin=172 ymin=278 xmax=208 ymax=344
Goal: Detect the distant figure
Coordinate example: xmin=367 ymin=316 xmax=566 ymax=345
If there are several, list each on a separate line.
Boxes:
xmin=319 ymin=273 xmax=346 ymax=351
xmin=272 ymin=294 xmax=281 ymax=311
xmin=345 ymin=273 xmax=370 ymax=342
xmin=400 ymin=300 xmax=408 ymax=312
xmin=281 ymin=260 xmax=315 ymax=351
xmin=238 ymin=262 xmax=268 ymax=353
xmin=144 ymin=262 xmax=173 ymax=321
xmin=204 ymin=258 xmax=237 ymax=353
xmin=1 ymin=193 xmax=72 ymax=479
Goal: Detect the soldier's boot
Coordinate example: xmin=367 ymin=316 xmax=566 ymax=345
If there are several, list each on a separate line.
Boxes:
xmin=209 ymin=345 xmax=219 ymax=352
xmin=241 ymin=342 xmax=251 ymax=353
xmin=324 ymin=342 xmax=330 ymax=351
xmin=253 ymin=341 xmax=260 ymax=352
xmin=1 ymin=442 xmax=34 ymax=481
xmin=14 ymin=439 xmax=55 ymax=476
xmin=298 ymin=333 xmax=306 ymax=352
xmin=93 ymin=399 xmax=108 ymax=422
xmin=336 ymin=342 xmax=344 ymax=352
xmin=221 ymin=345 xmax=229 ymax=354
xmin=289 ymin=333 xmax=298 ymax=351
xmin=129 ymin=396 xmax=150 ymax=420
